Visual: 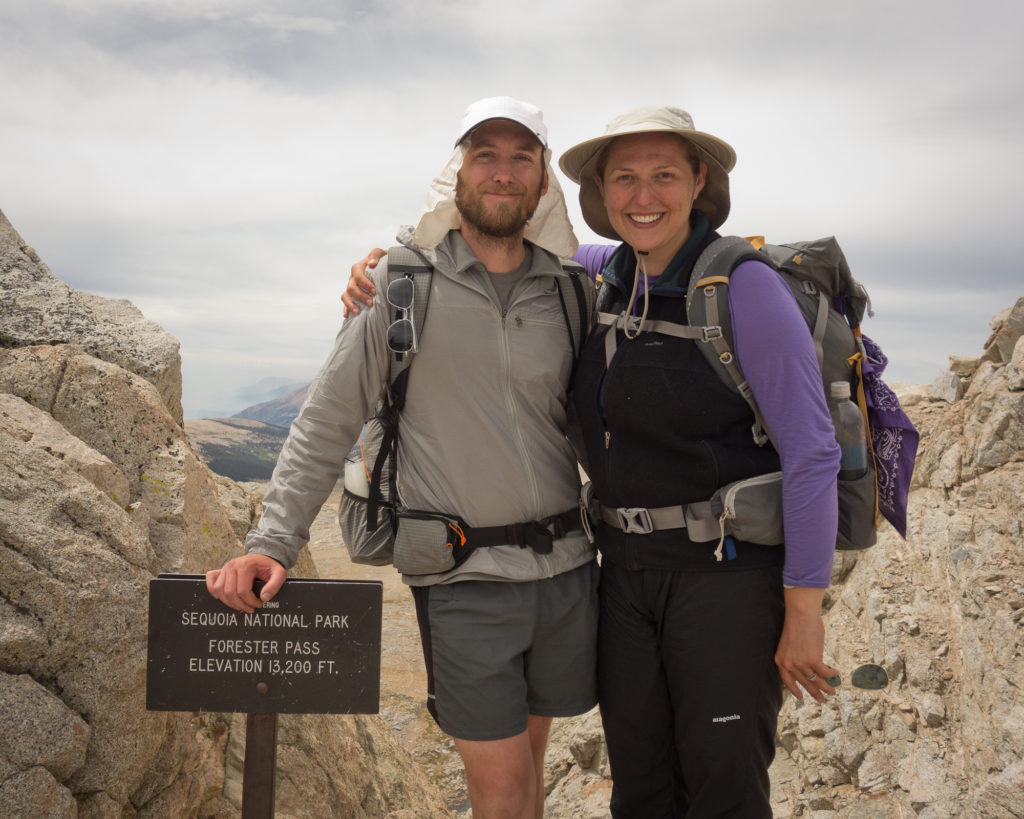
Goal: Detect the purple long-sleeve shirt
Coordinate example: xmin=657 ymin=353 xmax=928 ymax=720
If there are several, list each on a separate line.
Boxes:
xmin=573 ymin=245 xmax=839 ymax=588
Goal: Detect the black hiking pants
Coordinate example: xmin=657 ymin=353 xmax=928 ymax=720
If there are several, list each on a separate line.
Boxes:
xmin=598 ymin=559 xmax=785 ymax=818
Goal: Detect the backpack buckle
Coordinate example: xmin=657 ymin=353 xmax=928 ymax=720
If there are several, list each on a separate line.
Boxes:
xmin=523 ymin=521 xmax=554 ymax=554
xmin=702 ymin=326 xmax=723 ymax=342
xmin=616 ymin=507 xmax=654 ymax=534
xmin=580 ymin=482 xmax=596 ymax=544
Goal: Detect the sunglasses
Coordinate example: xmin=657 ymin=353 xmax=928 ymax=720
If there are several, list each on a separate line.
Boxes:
xmin=386 ymin=276 xmax=417 ymax=355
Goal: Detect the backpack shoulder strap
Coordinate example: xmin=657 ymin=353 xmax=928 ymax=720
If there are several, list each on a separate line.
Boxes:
xmin=553 ymin=259 xmax=594 ymax=388
xmin=383 ymin=245 xmax=433 ymax=404
xmin=365 ymin=246 xmax=432 ymax=528
xmin=687 ymin=236 xmax=774 ymax=445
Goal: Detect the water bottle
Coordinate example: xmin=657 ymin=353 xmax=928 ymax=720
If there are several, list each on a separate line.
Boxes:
xmin=830 ymin=381 xmax=868 ymax=480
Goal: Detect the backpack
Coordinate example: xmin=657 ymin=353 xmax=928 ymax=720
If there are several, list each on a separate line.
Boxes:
xmin=338 ymin=245 xmax=593 ymax=566
xmin=685 ymin=235 xmax=916 ymax=550
xmin=590 ymin=235 xmax=916 ymax=556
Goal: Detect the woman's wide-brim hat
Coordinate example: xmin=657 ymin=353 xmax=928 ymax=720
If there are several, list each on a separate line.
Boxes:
xmin=559 ymin=106 xmax=736 ymax=239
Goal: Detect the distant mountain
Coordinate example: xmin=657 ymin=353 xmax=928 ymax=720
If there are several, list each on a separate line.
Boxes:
xmin=187 ymin=383 xmax=310 ymax=479
xmin=184 ymin=417 xmax=289 ymax=481
xmin=232 ymin=383 xmax=310 ymax=428
xmin=233 ymin=376 xmax=308 ymax=407
xmin=185 ymin=376 xmax=310 ymax=420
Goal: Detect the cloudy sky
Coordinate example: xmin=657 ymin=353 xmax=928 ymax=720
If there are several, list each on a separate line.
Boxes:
xmin=2 ymin=0 xmax=1021 ymax=418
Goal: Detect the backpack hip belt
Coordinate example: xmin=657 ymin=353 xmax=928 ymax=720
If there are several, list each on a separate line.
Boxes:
xmin=586 ymin=469 xmax=790 ymax=561
xmin=459 ymin=508 xmax=582 ymax=555
xmin=592 ymin=498 xmax=720 ymax=541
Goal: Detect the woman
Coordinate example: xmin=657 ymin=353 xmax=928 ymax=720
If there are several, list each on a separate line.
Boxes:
xmin=557 ymin=106 xmax=841 ymax=818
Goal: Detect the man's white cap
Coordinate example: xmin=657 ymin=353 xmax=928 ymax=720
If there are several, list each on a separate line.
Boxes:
xmin=410 ymin=96 xmax=577 ymax=257
xmin=455 ymin=96 xmax=548 ymax=148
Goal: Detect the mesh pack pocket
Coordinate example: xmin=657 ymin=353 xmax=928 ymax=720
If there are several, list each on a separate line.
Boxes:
xmin=393 ymin=512 xmax=464 ymax=576
xmin=337 ymin=489 xmax=395 ymax=566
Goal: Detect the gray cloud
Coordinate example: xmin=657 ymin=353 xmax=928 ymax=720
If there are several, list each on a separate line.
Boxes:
xmin=1 ymin=0 xmax=1021 ymax=417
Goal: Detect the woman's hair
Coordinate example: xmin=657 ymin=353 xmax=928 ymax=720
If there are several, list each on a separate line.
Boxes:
xmin=594 ymin=133 xmax=703 ymax=180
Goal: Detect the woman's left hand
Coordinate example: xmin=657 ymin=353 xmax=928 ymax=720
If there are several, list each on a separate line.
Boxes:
xmin=774 ymin=586 xmax=838 ymax=702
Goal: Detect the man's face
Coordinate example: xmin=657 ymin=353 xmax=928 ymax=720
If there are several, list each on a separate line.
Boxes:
xmin=455 ymin=119 xmax=548 ymax=238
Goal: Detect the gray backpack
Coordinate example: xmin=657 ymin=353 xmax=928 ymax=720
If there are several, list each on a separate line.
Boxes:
xmin=338 ymin=246 xmax=593 ymax=566
xmin=591 ymin=235 xmax=879 ymax=555
xmin=687 ymin=235 xmax=877 ymax=551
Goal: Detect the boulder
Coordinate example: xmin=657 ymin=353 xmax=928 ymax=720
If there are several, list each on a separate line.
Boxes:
xmin=982 ymin=297 xmax=1024 ymax=366
xmin=0 ymin=209 xmax=183 ymax=425
xmin=930 ymin=370 xmax=965 ymax=404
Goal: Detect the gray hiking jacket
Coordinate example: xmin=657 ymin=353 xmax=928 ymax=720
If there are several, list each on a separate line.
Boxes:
xmin=244 ymin=229 xmax=596 ymax=585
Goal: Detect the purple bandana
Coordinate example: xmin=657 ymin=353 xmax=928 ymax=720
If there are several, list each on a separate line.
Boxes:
xmin=861 ymin=335 xmax=918 ymax=537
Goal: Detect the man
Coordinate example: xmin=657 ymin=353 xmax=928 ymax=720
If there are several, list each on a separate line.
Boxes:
xmin=206 ymin=97 xmax=598 ymax=819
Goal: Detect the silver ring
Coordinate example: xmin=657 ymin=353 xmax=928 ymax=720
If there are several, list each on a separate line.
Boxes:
xmin=806 ymin=672 xmax=817 ymax=682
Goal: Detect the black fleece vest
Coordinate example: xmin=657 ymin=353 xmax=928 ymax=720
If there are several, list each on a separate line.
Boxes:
xmin=573 ymin=232 xmax=783 ymax=571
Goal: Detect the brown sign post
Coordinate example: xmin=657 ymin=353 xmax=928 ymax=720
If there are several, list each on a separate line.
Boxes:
xmin=146 ymin=574 xmax=383 ymax=817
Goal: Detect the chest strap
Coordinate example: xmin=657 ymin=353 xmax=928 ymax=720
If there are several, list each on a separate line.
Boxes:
xmin=596 ymin=311 xmax=711 ymax=369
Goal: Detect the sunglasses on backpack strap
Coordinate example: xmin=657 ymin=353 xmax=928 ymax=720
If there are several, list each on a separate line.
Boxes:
xmin=386 ymin=276 xmax=417 ymax=355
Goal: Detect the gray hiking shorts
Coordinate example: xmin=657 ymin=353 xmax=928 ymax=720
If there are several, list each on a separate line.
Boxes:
xmin=411 ymin=561 xmax=599 ymax=741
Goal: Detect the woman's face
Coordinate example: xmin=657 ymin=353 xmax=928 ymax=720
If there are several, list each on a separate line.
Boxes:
xmin=597 ymin=132 xmax=707 ymax=267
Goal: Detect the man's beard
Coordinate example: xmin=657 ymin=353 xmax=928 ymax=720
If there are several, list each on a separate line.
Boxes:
xmin=455 ymin=177 xmax=544 ymax=239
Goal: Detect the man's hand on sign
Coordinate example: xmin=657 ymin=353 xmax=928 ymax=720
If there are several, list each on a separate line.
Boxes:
xmin=206 ymin=553 xmax=287 ymax=614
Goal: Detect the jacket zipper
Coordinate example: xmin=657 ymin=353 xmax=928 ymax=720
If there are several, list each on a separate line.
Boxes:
xmin=599 ymin=323 xmax=627 ymax=478
xmin=500 ymin=302 xmax=543 ymax=516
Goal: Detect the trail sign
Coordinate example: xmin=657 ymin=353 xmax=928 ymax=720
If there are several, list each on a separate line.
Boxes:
xmin=146 ymin=574 xmax=382 ymax=714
